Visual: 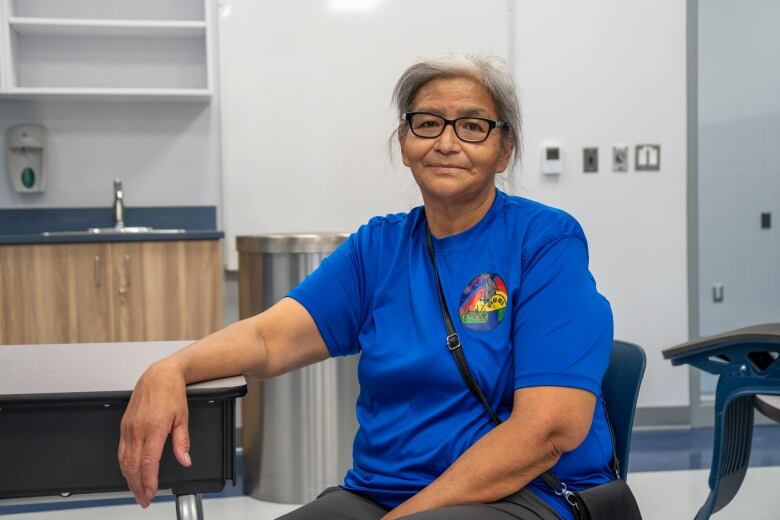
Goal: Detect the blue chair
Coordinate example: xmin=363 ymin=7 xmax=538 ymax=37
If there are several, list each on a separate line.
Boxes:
xmin=663 ymin=323 xmax=780 ymax=520
xmin=603 ymin=340 xmax=647 ymax=481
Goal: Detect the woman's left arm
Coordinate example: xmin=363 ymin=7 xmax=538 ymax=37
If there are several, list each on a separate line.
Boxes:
xmin=382 ymin=385 xmax=595 ymax=520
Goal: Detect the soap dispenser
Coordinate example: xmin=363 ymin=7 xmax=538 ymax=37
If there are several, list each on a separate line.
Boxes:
xmin=6 ymin=124 xmax=47 ymax=193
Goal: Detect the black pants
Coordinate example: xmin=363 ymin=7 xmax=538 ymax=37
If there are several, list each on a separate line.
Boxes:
xmin=276 ymin=486 xmax=563 ymax=520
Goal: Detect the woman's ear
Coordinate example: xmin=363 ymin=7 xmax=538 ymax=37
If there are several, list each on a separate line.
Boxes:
xmin=398 ymin=126 xmax=411 ymax=167
xmin=495 ymin=142 xmax=514 ymax=173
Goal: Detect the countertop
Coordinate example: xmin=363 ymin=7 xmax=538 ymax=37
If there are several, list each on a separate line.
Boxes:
xmin=0 ymin=206 xmax=223 ymax=244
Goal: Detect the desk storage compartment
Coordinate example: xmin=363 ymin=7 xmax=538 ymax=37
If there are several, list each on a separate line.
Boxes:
xmin=0 ymin=396 xmax=237 ymax=498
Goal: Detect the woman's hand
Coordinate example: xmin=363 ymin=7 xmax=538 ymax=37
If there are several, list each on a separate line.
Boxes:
xmin=118 ymin=359 xmax=192 ymax=508
xmin=116 ymin=298 xmax=330 ymax=508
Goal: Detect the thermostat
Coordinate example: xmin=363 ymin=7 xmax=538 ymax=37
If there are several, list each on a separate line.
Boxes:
xmin=541 ymin=145 xmax=562 ymax=176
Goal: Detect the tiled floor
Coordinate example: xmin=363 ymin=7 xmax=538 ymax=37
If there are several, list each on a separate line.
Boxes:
xmin=2 ymin=425 xmax=779 ymax=519
xmin=2 ymin=468 xmax=778 ymax=520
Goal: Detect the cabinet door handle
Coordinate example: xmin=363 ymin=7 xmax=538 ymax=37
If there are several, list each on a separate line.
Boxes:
xmin=124 ymin=254 xmax=131 ymax=287
xmin=94 ymin=256 xmax=102 ymax=288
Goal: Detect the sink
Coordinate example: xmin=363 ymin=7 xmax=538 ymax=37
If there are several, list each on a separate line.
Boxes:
xmin=41 ymin=227 xmax=187 ymax=237
xmin=86 ymin=227 xmax=185 ymax=234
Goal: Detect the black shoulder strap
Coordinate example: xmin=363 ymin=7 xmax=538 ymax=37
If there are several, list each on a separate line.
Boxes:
xmin=423 ymin=223 xmax=608 ymax=504
xmin=424 ymin=226 xmax=501 ymax=426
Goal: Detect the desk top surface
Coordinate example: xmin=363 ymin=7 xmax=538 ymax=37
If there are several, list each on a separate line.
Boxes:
xmin=755 ymin=395 xmax=780 ymax=423
xmin=0 ymin=341 xmax=246 ymax=403
xmin=662 ymin=323 xmax=780 ymax=359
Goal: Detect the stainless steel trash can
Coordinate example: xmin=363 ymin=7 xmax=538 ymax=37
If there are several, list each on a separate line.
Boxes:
xmin=237 ymin=233 xmax=358 ymax=504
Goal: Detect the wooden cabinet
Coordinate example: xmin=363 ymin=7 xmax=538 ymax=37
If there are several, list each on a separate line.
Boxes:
xmin=112 ymin=240 xmax=221 ymax=342
xmin=0 ymin=242 xmax=115 ymax=344
xmin=0 ymin=239 xmax=221 ymax=344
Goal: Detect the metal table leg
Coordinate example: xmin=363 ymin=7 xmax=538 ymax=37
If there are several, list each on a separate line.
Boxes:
xmin=176 ymin=494 xmax=204 ymax=520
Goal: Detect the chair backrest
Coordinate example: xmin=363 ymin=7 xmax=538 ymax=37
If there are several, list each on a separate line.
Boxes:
xmin=601 ymin=340 xmax=646 ymax=480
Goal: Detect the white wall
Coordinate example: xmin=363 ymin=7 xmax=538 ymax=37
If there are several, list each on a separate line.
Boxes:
xmin=219 ymin=0 xmax=511 ymax=270
xmin=513 ymin=0 xmax=689 ymax=408
xmin=0 ymin=99 xmax=221 ymax=209
xmin=0 ymin=1 xmax=691 ymax=411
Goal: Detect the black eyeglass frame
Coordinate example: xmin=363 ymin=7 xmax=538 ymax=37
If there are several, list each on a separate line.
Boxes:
xmin=402 ymin=111 xmax=508 ymax=143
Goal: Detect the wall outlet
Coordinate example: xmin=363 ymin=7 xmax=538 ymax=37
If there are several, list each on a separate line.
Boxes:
xmin=583 ymin=147 xmax=598 ymax=173
xmin=636 ymin=144 xmax=661 ymax=171
xmin=612 ymin=144 xmax=628 ymax=172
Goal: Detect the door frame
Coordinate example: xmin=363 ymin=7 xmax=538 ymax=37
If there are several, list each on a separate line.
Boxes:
xmin=686 ymin=0 xmax=708 ymax=427
xmin=686 ymin=0 xmax=775 ymax=427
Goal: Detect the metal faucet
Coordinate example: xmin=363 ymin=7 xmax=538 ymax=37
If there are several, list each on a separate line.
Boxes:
xmin=113 ymin=178 xmax=125 ymax=229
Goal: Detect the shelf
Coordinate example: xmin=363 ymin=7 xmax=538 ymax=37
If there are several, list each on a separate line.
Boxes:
xmin=10 ymin=0 xmax=205 ymax=22
xmin=9 ymin=17 xmax=207 ymax=38
xmin=12 ymin=31 xmax=209 ymax=90
xmin=1 ymin=87 xmax=212 ymax=101
xmin=0 ymin=0 xmax=213 ymax=98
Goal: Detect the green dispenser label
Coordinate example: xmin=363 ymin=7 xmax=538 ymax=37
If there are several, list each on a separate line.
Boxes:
xmin=21 ymin=167 xmax=36 ymax=188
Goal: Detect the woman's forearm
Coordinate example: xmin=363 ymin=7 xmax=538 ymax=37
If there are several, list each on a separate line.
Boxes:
xmin=157 ymin=316 xmax=267 ymax=384
xmin=383 ymin=386 xmax=596 ymax=520
xmin=157 ymin=297 xmax=330 ymax=385
xmin=384 ymin=417 xmax=561 ymax=519
xmin=120 ymin=298 xmax=329 ymax=508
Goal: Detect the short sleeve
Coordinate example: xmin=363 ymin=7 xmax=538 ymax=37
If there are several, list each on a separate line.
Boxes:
xmin=287 ymin=234 xmax=365 ymax=357
xmin=513 ymin=236 xmax=613 ymax=395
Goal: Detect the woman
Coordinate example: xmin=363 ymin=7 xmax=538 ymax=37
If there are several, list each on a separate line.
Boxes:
xmin=119 ymin=55 xmax=614 ymax=520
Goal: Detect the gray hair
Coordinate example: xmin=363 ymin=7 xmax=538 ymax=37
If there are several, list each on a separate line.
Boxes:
xmin=390 ymin=54 xmax=522 ymax=189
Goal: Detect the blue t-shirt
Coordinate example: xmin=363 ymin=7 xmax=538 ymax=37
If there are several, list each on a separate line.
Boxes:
xmin=288 ymin=189 xmax=614 ymax=520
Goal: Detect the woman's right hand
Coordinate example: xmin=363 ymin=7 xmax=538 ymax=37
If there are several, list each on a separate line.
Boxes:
xmin=116 ymin=298 xmax=330 ymax=507
xmin=118 ymin=359 xmax=192 ymax=508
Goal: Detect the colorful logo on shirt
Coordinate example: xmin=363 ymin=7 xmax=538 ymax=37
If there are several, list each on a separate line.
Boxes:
xmin=458 ymin=273 xmax=508 ymax=331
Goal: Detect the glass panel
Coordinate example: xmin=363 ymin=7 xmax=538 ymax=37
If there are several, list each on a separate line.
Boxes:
xmin=697 ymin=0 xmax=780 ymax=399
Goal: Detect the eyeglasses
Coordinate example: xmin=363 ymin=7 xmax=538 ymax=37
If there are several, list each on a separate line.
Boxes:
xmin=402 ymin=112 xmax=507 ymax=143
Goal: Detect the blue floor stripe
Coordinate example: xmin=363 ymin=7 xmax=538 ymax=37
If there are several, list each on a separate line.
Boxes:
xmin=629 ymin=424 xmax=780 ymax=472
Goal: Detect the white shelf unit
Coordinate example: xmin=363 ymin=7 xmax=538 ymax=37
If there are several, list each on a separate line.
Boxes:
xmin=0 ymin=0 xmax=213 ymax=99
xmin=9 ymin=18 xmax=207 ymax=38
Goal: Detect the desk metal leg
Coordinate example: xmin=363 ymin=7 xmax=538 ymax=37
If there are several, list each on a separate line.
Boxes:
xmin=176 ymin=494 xmax=204 ymax=520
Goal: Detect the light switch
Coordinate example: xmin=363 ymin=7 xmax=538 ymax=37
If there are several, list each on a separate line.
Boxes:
xmin=712 ymin=283 xmax=724 ymax=303
xmin=583 ymin=147 xmax=598 ymax=173
xmin=635 ymin=144 xmax=661 ymax=171
xmin=761 ymin=212 xmax=771 ymax=229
